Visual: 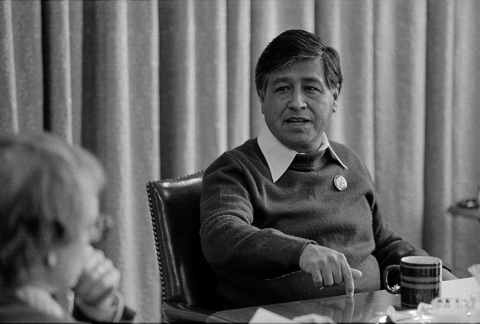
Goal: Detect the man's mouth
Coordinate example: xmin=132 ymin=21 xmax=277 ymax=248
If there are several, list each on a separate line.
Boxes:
xmin=285 ymin=117 xmax=310 ymax=124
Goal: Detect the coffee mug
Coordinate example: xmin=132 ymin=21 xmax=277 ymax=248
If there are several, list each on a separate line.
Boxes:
xmin=383 ymin=256 xmax=442 ymax=308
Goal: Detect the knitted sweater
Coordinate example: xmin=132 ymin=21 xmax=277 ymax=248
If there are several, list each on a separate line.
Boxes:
xmin=200 ymin=138 xmax=427 ymax=309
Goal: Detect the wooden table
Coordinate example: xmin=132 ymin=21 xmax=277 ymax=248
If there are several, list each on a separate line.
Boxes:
xmin=207 ymin=277 xmax=479 ymax=323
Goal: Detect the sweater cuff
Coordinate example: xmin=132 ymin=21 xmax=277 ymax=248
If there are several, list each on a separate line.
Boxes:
xmin=297 ymin=241 xmax=318 ymax=268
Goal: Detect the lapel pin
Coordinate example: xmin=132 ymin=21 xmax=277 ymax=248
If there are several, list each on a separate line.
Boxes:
xmin=334 ymin=175 xmax=347 ymax=191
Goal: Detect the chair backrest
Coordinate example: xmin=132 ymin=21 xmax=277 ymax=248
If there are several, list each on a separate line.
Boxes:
xmin=146 ymin=171 xmax=222 ymax=311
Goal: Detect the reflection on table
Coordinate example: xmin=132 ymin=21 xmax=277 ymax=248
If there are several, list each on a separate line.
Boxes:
xmin=207 ymin=277 xmax=479 ymax=323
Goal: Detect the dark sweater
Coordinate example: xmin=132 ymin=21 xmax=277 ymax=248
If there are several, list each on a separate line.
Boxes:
xmin=200 ymin=138 xmax=427 ymax=309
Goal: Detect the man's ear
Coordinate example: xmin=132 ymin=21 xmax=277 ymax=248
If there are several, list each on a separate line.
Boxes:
xmin=259 ymin=91 xmax=265 ymax=103
xmin=332 ymin=88 xmax=339 ymax=112
xmin=259 ymin=92 xmax=265 ymax=114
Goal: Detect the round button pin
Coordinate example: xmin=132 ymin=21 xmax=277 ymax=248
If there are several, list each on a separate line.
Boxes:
xmin=334 ymin=175 xmax=347 ymax=191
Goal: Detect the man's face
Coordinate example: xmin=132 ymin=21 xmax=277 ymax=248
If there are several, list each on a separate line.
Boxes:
xmin=260 ymin=57 xmax=338 ymax=153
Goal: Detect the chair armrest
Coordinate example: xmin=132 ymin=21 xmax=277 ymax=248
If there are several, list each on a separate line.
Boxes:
xmin=162 ymin=301 xmax=217 ymax=323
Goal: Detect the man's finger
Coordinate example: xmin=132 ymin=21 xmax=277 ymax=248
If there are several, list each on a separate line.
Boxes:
xmin=341 ymin=263 xmax=355 ymax=298
xmin=312 ymin=269 xmax=324 ymax=287
xmin=351 ymin=269 xmax=363 ymax=279
xmin=322 ymin=271 xmax=335 ymax=286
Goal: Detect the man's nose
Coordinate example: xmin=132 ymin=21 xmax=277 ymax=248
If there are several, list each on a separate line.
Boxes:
xmin=289 ymin=89 xmax=307 ymax=111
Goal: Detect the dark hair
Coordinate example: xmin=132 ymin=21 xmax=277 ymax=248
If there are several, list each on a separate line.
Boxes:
xmin=255 ymin=29 xmax=343 ymax=97
xmin=0 ymin=132 xmax=105 ymax=287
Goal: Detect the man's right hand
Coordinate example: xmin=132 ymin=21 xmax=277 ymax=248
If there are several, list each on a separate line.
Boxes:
xmin=299 ymin=244 xmax=362 ymax=297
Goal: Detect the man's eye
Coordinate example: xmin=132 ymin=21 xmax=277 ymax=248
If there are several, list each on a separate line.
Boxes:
xmin=305 ymin=86 xmax=320 ymax=92
xmin=275 ymin=86 xmax=289 ymax=93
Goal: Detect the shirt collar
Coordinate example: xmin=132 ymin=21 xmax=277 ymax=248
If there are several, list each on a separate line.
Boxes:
xmin=257 ymin=123 xmax=348 ymax=182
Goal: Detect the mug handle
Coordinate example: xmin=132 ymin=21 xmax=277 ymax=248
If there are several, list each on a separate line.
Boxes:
xmin=383 ymin=264 xmax=401 ymax=294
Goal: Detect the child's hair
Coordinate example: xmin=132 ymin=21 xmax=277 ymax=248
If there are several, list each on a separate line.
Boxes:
xmin=0 ymin=132 xmax=105 ymax=287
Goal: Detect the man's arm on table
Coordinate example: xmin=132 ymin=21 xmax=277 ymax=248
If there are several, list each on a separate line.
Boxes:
xmin=201 ymin=154 xmax=363 ymax=296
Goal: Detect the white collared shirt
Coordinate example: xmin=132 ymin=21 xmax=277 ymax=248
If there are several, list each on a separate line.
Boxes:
xmin=257 ymin=123 xmax=348 ymax=182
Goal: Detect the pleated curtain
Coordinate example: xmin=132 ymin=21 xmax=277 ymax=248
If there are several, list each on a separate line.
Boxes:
xmin=1 ymin=0 xmax=479 ymax=322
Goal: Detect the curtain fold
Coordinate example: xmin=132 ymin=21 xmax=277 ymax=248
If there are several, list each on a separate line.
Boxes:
xmin=0 ymin=0 xmax=18 ymax=135
xmin=86 ymin=0 xmax=161 ymax=318
xmin=42 ymin=0 xmax=73 ymax=142
xmin=448 ymin=0 xmax=480 ymax=277
xmin=1 ymin=0 xmax=480 ymax=321
xmin=373 ymin=0 xmax=428 ymax=246
xmin=193 ymin=0 xmax=228 ymax=170
xmin=2 ymin=0 xmax=43 ymax=134
xmin=226 ymin=0 xmax=251 ymax=149
xmin=423 ymin=0 xmax=455 ymax=263
xmin=159 ymin=0 xmax=197 ymax=177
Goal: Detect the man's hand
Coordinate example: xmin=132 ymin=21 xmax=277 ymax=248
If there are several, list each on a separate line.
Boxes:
xmin=299 ymin=244 xmax=362 ymax=297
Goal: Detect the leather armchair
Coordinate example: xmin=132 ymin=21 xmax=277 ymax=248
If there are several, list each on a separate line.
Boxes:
xmin=146 ymin=171 xmax=222 ymax=323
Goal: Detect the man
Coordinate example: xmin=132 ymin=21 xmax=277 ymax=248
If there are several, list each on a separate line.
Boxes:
xmin=200 ymin=29 xmax=456 ymax=309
